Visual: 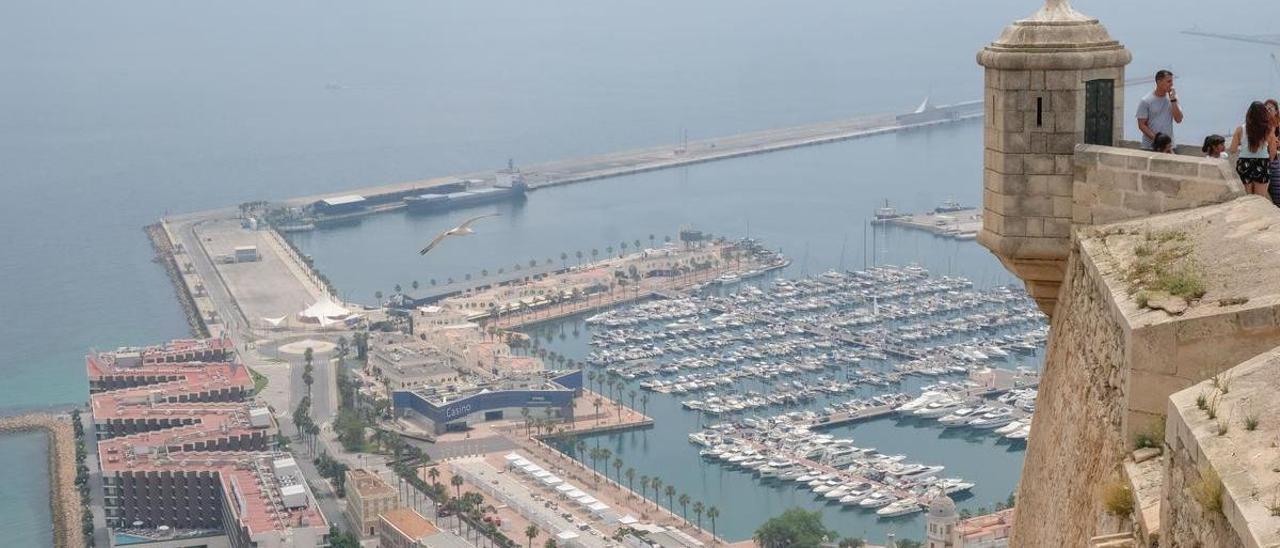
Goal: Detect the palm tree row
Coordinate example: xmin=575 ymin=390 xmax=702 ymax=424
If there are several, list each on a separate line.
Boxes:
xmin=576 ymin=450 xmax=723 ymax=543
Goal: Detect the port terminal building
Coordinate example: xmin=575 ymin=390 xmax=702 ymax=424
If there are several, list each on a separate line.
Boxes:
xmin=392 ymin=370 xmax=582 ymax=434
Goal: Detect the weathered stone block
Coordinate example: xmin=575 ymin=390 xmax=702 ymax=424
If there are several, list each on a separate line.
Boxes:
xmin=1055 ymin=155 xmax=1074 ymax=175
xmin=1109 ymin=170 xmax=1141 ymax=192
xmin=1129 ymin=323 xmax=1178 ymax=376
xmin=1125 ymin=155 xmax=1150 ymax=172
xmin=1150 ymin=157 xmax=1200 ymax=178
xmin=1025 ymin=154 xmax=1057 ymax=175
xmin=1122 ymin=189 xmax=1160 ymax=212
xmin=1050 ymin=132 xmax=1077 ymax=154
xmin=1045 ymin=218 xmax=1071 ymax=238
xmin=1045 ymin=70 xmax=1082 ymax=90
xmin=1026 ymin=217 xmax=1045 ymax=237
xmin=1029 ymin=70 xmax=1045 ymax=91
xmin=1053 ymin=196 xmax=1073 ymax=217
xmin=987 ymin=150 xmax=1024 ymax=174
xmin=1048 ymin=174 xmax=1074 ymax=197
xmin=1141 ymin=173 xmax=1183 ymax=195
xmin=1000 ymin=70 xmax=1031 ymax=90
xmin=1099 ymin=151 xmax=1129 ymax=169
xmin=1126 ymin=369 xmax=1190 ymax=416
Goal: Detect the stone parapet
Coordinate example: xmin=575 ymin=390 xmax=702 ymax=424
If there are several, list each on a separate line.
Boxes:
xmin=1164 ymin=346 xmax=1280 ymax=547
xmin=1073 ymin=145 xmax=1243 ymax=227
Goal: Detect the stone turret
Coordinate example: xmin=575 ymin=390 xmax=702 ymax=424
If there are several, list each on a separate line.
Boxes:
xmin=977 ymin=0 xmax=1131 ymax=316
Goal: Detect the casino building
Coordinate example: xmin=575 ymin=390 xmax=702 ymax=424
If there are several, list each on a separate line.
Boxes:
xmin=392 ymin=370 xmax=582 ymax=434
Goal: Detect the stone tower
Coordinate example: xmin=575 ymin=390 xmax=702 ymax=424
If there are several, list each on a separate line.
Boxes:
xmin=977 ymin=0 xmax=1131 ymax=316
xmin=925 ymin=494 xmax=959 ymax=548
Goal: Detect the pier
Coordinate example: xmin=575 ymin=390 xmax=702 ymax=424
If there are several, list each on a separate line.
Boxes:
xmin=873 ymin=208 xmax=982 ymax=241
xmin=808 ymin=383 xmax=1039 ymax=430
xmin=279 ymin=100 xmax=984 ymax=210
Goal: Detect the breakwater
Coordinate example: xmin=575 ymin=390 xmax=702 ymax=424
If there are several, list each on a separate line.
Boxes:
xmin=144 ymin=223 xmax=209 ymax=338
xmin=0 ymin=414 xmax=86 ymax=548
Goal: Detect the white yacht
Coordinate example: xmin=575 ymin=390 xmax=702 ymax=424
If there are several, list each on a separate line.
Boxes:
xmin=876 ymin=499 xmax=923 ymax=517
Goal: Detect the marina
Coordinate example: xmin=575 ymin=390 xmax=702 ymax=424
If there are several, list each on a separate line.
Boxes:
xmin=529 ymin=264 xmax=1045 ymax=539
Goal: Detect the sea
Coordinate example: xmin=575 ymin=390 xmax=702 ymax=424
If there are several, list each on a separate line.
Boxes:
xmin=0 ymin=0 xmax=1266 ymax=544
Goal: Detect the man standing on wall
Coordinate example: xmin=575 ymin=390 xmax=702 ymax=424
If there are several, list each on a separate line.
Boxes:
xmin=1137 ymin=70 xmax=1184 ymax=150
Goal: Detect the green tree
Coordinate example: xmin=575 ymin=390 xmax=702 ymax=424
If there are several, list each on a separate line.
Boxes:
xmin=625 ymin=467 xmax=636 ymax=495
xmin=896 ymin=541 xmax=924 ymax=548
xmin=693 ymin=501 xmax=705 ymax=529
xmin=451 ymin=474 xmax=464 ymax=498
xmin=753 ymin=508 xmax=832 ymax=548
xmin=525 ymin=524 xmax=539 ymax=548
xmin=679 ymin=493 xmax=691 ymax=524
xmin=838 ymin=538 xmax=865 ymax=548
xmin=707 ymin=506 xmax=720 ymax=540
xmin=612 ymin=458 xmax=623 ymax=484
xmin=665 ymin=485 xmax=676 ymax=512
xmin=412 ymin=280 xmax=419 ymax=291
xmin=650 ymin=478 xmax=663 ymax=510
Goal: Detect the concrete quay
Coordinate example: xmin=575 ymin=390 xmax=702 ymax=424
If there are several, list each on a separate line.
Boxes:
xmin=874 ymin=208 xmax=982 ymax=240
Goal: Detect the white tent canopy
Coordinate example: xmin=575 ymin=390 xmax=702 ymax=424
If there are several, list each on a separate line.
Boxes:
xmin=532 ymin=470 xmax=552 ymax=479
xmin=512 ymin=459 xmax=531 ymax=468
xmin=556 ymin=531 xmax=580 ymax=541
xmin=540 ymin=475 xmax=563 ymax=486
xmin=555 ymin=484 xmax=576 ymax=493
xmin=575 ymin=495 xmax=598 ymax=505
xmin=618 ymin=515 xmax=638 ymax=525
xmin=300 ymin=297 xmax=350 ymax=321
xmin=588 ymin=501 xmax=610 ymax=513
xmin=564 ymin=489 xmax=586 ymax=499
xmin=504 ymin=453 xmax=522 ymax=462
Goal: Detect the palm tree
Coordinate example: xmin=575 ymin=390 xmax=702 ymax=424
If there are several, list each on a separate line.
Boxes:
xmin=588 ymin=448 xmax=602 ymax=479
xmin=606 ymin=245 xmax=614 ymax=257
xmin=650 ymin=478 xmax=663 ymax=510
xmin=575 ymin=440 xmax=587 ymax=461
xmin=665 ymin=485 xmax=676 ymax=512
xmin=679 ymin=494 xmax=691 ymax=524
xmin=633 ymin=239 xmax=641 ymax=250
xmin=649 ymin=234 xmax=655 ymax=248
xmin=625 ymin=467 xmax=636 ymax=495
xmin=575 ymin=250 xmax=584 ymax=265
xmin=590 ymin=248 xmax=599 ymax=262
xmin=593 ymin=397 xmax=603 ymax=425
xmin=600 ymin=449 xmax=612 ymax=479
xmin=693 ymin=501 xmax=705 ymax=530
xmin=450 ymin=474 xmax=464 ymax=498
xmin=612 ymin=458 xmax=623 ymax=485
xmin=375 ymin=290 xmax=383 ymax=302
xmin=412 ymin=280 xmax=419 ymax=291
xmin=428 ymin=467 xmax=440 ymax=486
xmin=620 ymin=242 xmax=628 ymax=256
xmin=640 ymin=476 xmax=650 ymax=503
xmin=394 ymin=283 xmax=402 ymax=294
xmin=707 ymin=506 xmax=720 ymax=541
xmin=545 ymin=539 xmax=557 ymax=548
xmin=525 ymin=524 xmax=539 ymax=548
xmin=560 ymin=252 xmax=569 ymax=269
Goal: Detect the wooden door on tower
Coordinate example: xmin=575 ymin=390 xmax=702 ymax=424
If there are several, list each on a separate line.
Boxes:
xmin=1084 ymin=79 xmax=1115 ymax=146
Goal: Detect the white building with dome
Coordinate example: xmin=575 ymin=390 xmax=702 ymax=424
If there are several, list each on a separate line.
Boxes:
xmin=925 ymin=494 xmax=1013 ymax=548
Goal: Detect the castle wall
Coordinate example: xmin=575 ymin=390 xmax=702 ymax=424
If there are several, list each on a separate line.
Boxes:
xmin=1009 ymin=247 xmax=1128 ymax=546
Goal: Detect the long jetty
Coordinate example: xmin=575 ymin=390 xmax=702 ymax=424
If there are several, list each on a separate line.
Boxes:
xmin=278 ymin=100 xmax=983 ymax=209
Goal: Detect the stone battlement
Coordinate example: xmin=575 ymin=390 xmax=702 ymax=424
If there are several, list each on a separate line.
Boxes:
xmin=978 ymin=2 xmax=1280 ymax=547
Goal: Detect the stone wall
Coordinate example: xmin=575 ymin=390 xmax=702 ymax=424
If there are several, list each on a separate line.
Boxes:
xmin=1163 ymin=346 xmax=1280 ymax=548
xmin=1009 ymin=247 xmax=1128 ymax=547
xmin=1072 ymin=145 xmax=1243 ymax=227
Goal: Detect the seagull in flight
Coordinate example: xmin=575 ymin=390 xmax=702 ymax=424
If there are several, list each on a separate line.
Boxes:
xmin=419 ymin=214 xmax=500 ymax=255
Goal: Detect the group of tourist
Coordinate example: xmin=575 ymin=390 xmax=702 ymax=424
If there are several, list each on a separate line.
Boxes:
xmin=1138 ymin=69 xmax=1280 ymax=202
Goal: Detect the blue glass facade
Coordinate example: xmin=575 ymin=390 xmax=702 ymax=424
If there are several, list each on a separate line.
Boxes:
xmin=393 ymin=370 xmax=582 ymax=433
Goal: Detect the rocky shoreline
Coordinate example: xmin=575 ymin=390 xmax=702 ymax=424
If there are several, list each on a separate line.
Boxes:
xmin=0 ymin=413 xmax=86 ymax=548
xmin=144 ymin=222 xmax=208 ymax=338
